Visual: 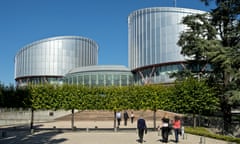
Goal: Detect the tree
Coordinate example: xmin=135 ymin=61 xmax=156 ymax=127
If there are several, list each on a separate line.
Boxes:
xmin=173 ymin=77 xmax=219 ymax=127
xmin=178 ymin=0 xmax=240 ymax=132
xmin=60 ymin=84 xmax=80 ymax=130
xmin=142 ymin=85 xmax=174 ymax=130
xmin=27 ymin=84 xmax=56 ymax=129
xmin=105 ymin=86 xmax=134 ymax=128
xmin=177 ymin=13 xmax=217 ymax=79
xmin=202 ymin=0 xmax=240 ymax=132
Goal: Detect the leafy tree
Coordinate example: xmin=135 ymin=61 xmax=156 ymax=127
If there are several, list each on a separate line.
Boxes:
xmin=103 ymin=86 xmax=129 ymax=128
xmin=173 ymin=77 xmax=219 ymax=127
xmin=1 ymin=85 xmax=18 ymax=107
xmin=177 ymin=12 xmax=217 ymax=79
xmin=0 ymin=83 xmax=28 ymax=108
xmin=27 ymin=84 xmax=56 ymax=129
xmin=15 ymin=87 xmax=30 ymax=108
xmin=59 ymin=84 xmax=79 ymax=129
xmin=177 ymin=0 xmax=240 ymax=131
xmin=144 ymin=85 xmax=174 ymax=130
xmin=201 ymin=0 xmax=240 ymax=132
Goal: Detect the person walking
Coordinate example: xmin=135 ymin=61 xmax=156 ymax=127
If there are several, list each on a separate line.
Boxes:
xmin=137 ymin=116 xmax=147 ymax=143
xmin=161 ymin=113 xmax=170 ymax=143
xmin=123 ymin=111 xmax=129 ymax=126
xmin=130 ymin=111 xmax=135 ymax=124
xmin=173 ymin=116 xmax=181 ymax=143
xmin=116 ymin=111 xmax=122 ymax=127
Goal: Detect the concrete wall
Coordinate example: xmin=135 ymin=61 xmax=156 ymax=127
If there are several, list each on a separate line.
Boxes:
xmin=0 ymin=108 xmax=72 ymax=126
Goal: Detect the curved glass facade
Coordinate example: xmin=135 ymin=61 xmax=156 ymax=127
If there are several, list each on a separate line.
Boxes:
xmin=128 ymin=7 xmax=205 ymax=84
xmin=64 ymin=65 xmax=133 ymax=86
xmin=15 ymin=36 xmax=98 ymax=86
xmin=133 ymin=63 xmax=184 ymax=85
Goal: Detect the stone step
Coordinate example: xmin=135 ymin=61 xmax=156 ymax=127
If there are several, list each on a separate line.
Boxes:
xmin=55 ymin=110 xmax=181 ymax=121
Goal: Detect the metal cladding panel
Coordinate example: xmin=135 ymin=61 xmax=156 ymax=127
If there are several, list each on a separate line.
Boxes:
xmin=14 ymin=36 xmax=98 ymax=79
xmin=128 ymin=7 xmax=205 ymax=70
xmin=68 ymin=65 xmax=131 ymax=74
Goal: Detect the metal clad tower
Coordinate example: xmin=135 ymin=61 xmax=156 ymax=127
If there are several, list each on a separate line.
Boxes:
xmin=15 ymin=36 xmax=98 ymax=86
xmin=128 ymin=7 xmax=205 ymax=84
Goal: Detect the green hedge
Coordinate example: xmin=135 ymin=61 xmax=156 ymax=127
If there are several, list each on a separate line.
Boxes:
xmin=185 ymin=127 xmax=240 ymax=143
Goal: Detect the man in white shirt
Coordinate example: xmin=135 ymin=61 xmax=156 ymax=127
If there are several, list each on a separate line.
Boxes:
xmin=116 ymin=111 xmax=121 ymax=127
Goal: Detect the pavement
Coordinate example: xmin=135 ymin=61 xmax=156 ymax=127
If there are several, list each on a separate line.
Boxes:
xmin=0 ymin=121 xmax=233 ymax=144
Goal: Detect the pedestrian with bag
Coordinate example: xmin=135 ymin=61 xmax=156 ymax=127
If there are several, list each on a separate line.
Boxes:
xmin=173 ymin=115 xmax=181 ymax=143
xmin=161 ymin=113 xmax=170 ymax=143
xmin=137 ymin=116 xmax=147 ymax=143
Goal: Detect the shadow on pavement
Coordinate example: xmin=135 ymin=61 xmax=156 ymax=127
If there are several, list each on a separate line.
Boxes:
xmin=0 ymin=125 xmax=67 ymax=144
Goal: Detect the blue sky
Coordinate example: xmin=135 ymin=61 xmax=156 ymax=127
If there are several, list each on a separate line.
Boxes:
xmin=0 ymin=0 xmax=216 ymax=85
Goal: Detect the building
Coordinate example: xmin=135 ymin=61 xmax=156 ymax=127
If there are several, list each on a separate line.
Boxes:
xmin=64 ymin=65 xmax=133 ymax=86
xmin=15 ymin=7 xmax=206 ymax=87
xmin=128 ymin=7 xmax=205 ymax=85
xmin=15 ymin=36 xmax=98 ymax=86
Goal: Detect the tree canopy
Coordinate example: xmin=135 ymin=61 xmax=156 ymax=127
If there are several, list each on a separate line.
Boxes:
xmin=177 ymin=0 xmax=240 ymax=130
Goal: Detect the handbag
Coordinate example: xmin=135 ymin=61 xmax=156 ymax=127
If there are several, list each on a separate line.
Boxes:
xmin=145 ymin=128 xmax=147 ymax=134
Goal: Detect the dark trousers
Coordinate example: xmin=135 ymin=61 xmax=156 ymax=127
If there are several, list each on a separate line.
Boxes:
xmin=162 ymin=127 xmax=169 ymax=142
xmin=117 ymin=118 xmax=121 ymax=126
xmin=131 ymin=117 xmax=134 ymax=123
xmin=174 ymin=128 xmax=180 ymax=142
xmin=124 ymin=119 xmax=128 ymax=126
xmin=138 ymin=128 xmax=145 ymax=142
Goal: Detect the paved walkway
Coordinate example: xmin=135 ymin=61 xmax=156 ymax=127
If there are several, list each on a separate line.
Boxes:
xmin=0 ymin=121 xmax=232 ymax=144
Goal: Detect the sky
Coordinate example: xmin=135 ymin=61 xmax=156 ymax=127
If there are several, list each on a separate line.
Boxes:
xmin=0 ymin=0 xmax=216 ymax=86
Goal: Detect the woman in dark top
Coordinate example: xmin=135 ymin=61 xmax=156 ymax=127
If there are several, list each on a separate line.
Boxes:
xmin=123 ymin=111 xmax=129 ymax=126
xmin=161 ymin=114 xmax=170 ymax=143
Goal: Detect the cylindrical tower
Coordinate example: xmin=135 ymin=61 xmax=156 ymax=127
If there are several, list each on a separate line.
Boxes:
xmin=15 ymin=36 xmax=98 ymax=86
xmin=128 ymin=7 xmax=205 ymax=84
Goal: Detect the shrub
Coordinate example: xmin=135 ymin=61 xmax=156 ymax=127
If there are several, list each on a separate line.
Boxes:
xmin=185 ymin=127 xmax=240 ymax=143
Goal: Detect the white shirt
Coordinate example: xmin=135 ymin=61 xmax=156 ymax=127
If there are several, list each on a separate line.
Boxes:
xmin=116 ymin=112 xmax=121 ymax=119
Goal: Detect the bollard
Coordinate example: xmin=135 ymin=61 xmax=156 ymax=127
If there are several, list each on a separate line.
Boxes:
xmin=30 ymin=129 xmax=34 ymax=135
xmin=181 ymin=126 xmax=185 ymax=139
xmin=72 ymin=126 xmax=77 ymax=131
xmin=199 ymin=136 xmax=206 ymax=144
xmin=183 ymin=133 xmax=187 ymax=140
xmin=86 ymin=128 xmax=89 ymax=132
xmin=114 ymin=127 xmax=117 ymax=132
xmin=158 ymin=129 xmax=161 ymax=136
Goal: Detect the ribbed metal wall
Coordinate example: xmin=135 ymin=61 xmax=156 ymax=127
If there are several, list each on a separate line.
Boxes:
xmin=128 ymin=7 xmax=205 ymax=70
xmin=14 ymin=36 xmax=98 ymax=85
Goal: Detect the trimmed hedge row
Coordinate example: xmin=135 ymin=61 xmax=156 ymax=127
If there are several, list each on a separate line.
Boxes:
xmin=185 ymin=127 xmax=240 ymax=143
